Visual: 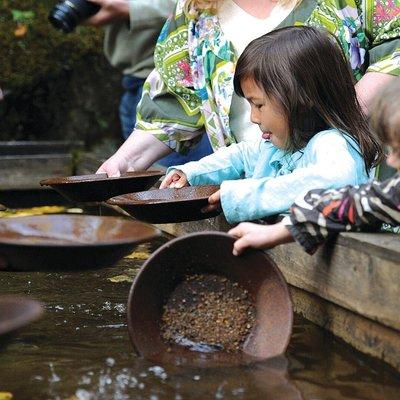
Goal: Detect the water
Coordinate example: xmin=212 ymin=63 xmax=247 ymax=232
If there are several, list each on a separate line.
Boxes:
xmin=0 ymin=236 xmax=399 ymax=399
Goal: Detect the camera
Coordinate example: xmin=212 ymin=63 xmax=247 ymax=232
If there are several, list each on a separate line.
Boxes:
xmin=48 ymin=0 xmax=100 ymax=33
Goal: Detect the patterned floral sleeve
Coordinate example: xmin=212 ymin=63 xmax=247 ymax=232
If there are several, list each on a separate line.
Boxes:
xmin=135 ymin=1 xmax=205 ymax=155
xmin=305 ymin=0 xmax=400 ymax=80
xmin=284 ymin=172 xmax=400 ymax=254
xmin=365 ymin=0 xmax=400 ymax=76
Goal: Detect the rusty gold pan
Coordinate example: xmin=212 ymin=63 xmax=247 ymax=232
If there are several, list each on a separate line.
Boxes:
xmin=0 ymin=215 xmax=160 ymax=270
xmin=127 ymin=232 xmax=293 ymax=367
xmin=40 ymin=171 xmax=164 ymax=203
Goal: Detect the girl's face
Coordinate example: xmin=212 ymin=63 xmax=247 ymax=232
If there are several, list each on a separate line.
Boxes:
xmin=241 ymin=78 xmax=289 ymax=149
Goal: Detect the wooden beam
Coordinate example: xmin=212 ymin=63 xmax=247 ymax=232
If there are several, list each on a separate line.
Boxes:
xmin=290 ymin=286 xmax=400 ymax=371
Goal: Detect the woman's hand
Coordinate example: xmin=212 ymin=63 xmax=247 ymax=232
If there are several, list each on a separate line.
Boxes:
xmin=97 ymin=153 xmax=131 ymax=177
xmin=96 ymin=130 xmax=173 ymax=177
xmin=228 ymin=221 xmax=294 ymax=256
xmin=160 ymin=170 xmax=188 ymax=188
xmin=201 ymin=190 xmax=221 ymax=213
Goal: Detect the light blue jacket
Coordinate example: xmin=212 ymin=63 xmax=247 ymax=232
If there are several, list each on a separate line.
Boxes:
xmin=169 ymin=129 xmax=371 ymax=224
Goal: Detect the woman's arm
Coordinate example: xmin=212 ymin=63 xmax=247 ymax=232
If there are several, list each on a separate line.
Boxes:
xmin=358 ymin=3 xmax=400 ymax=113
xmin=97 ymin=130 xmax=172 ymax=176
xmin=97 ymin=2 xmax=206 ymax=175
xmin=356 ymin=72 xmax=398 ymax=115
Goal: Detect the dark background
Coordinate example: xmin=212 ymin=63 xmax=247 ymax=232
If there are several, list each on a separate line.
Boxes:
xmin=0 ymin=0 xmax=122 ymax=152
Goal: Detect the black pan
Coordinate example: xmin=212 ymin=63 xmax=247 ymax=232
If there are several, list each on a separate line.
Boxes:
xmin=40 ymin=171 xmax=164 ymax=203
xmin=0 ymin=215 xmax=160 ymax=270
xmin=107 ymin=185 xmax=220 ymax=224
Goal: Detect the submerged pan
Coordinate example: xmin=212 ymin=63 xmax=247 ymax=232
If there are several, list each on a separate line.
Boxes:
xmin=0 ymin=215 xmax=160 ymax=270
xmin=40 ymin=171 xmax=164 ymax=203
xmin=127 ymin=232 xmax=293 ymax=367
xmin=0 ymin=296 xmax=43 ymax=337
xmin=107 ymin=185 xmax=220 ymax=224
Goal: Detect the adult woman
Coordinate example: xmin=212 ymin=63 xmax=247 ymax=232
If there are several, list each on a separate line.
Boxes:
xmin=98 ymin=0 xmax=400 ymax=176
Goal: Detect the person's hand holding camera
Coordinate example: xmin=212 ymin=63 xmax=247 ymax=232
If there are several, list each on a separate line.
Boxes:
xmin=84 ymin=0 xmax=129 ymax=26
xmin=49 ymin=0 xmax=129 ymax=32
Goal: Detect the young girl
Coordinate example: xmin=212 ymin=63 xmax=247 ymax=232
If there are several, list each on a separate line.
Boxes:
xmin=160 ymin=26 xmax=382 ymax=224
xmin=229 ymin=80 xmax=400 ymax=255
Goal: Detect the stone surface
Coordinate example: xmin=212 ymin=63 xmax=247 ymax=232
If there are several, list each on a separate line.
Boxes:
xmin=0 ymin=155 xmax=73 ymax=190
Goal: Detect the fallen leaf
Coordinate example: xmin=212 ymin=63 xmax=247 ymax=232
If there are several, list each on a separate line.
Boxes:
xmin=0 ymin=206 xmax=67 ymax=218
xmin=14 ymin=23 xmax=28 ymax=37
xmin=125 ymin=251 xmax=149 ymax=260
xmin=108 ymin=275 xmax=134 ymax=283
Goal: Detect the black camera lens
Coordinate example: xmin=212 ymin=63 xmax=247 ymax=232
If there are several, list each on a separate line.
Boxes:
xmin=48 ymin=0 xmax=100 ymax=33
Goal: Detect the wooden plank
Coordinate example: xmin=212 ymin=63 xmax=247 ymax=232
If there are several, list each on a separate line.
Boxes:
xmin=0 ymin=155 xmax=73 ymax=190
xmin=290 ymin=286 xmax=400 ymax=371
xmin=268 ymin=234 xmax=400 ymax=331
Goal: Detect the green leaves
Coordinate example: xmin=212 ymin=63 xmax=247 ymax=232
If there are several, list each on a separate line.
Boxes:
xmin=11 ymin=9 xmax=35 ymax=23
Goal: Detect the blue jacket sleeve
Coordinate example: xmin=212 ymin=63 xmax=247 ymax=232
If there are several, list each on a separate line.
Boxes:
xmin=167 ymin=140 xmax=262 ymax=185
xmin=220 ymin=133 xmax=370 ymax=223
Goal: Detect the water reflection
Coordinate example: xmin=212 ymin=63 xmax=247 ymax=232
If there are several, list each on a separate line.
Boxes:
xmin=0 ymin=236 xmax=399 ymax=399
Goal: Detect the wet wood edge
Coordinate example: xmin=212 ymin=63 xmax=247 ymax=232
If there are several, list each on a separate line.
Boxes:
xmin=290 ymin=286 xmax=400 ymax=372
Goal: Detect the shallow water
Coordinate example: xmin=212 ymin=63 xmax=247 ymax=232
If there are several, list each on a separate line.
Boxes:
xmin=0 ymin=235 xmax=399 ymax=400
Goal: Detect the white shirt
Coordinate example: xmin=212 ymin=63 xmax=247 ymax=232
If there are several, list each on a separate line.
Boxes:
xmin=219 ymin=0 xmax=295 ymax=142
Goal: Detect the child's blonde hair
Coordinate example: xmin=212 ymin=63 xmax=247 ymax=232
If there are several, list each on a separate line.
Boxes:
xmin=370 ymin=81 xmax=400 ymax=148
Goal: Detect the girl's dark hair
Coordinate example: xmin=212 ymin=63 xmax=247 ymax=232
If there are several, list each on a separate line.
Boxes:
xmin=234 ymin=26 xmax=383 ymax=170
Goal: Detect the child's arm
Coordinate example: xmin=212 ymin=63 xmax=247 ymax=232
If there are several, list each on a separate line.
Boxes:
xmin=228 ymin=172 xmax=400 ymax=256
xmin=220 ymin=132 xmax=369 ymax=223
xmin=229 ymin=222 xmax=294 ymax=255
xmin=166 ymin=140 xmax=262 ymax=186
xmin=286 ymin=172 xmax=400 ymax=254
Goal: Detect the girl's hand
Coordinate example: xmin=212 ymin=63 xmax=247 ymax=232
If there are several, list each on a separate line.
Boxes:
xmin=201 ymin=190 xmax=221 ymax=213
xmin=160 ymin=170 xmax=188 ymax=189
xmin=228 ymin=222 xmax=294 ymax=256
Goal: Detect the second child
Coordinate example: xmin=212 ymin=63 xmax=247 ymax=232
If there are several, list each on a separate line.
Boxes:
xmin=160 ymin=26 xmax=383 ymax=224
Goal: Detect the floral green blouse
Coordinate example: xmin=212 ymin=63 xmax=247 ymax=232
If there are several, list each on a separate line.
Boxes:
xmin=136 ymin=0 xmax=400 ymax=154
